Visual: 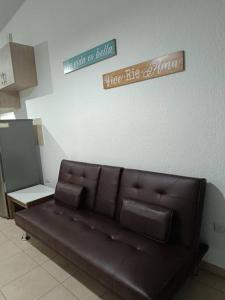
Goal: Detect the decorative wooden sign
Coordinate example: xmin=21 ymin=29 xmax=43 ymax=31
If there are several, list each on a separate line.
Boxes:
xmin=63 ymin=39 xmax=117 ymax=74
xmin=103 ymin=51 xmax=184 ymax=89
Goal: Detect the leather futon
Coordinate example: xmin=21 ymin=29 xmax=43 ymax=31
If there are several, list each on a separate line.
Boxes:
xmin=15 ymin=160 xmax=207 ymax=300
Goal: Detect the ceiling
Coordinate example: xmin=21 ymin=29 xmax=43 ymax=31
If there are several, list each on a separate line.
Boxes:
xmin=0 ymin=0 xmax=25 ymax=32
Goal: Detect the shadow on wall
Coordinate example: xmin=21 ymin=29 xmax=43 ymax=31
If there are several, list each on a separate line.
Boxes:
xmin=14 ymin=97 xmax=28 ymax=119
xmin=20 ymin=41 xmax=53 ymax=101
xmin=201 ymin=183 xmax=225 ymax=248
xmin=41 ymin=126 xmax=69 ymax=187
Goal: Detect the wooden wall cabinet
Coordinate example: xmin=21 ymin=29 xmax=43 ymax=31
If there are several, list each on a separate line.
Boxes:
xmin=0 ymin=91 xmax=20 ymax=113
xmin=0 ymin=42 xmax=37 ymax=91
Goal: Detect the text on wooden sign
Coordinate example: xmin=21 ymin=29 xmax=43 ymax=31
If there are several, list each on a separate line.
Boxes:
xmin=103 ymin=51 xmax=184 ymax=89
xmin=64 ymin=39 xmax=117 ymax=74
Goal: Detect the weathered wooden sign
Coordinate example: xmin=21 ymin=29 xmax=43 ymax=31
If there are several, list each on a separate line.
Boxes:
xmin=103 ymin=51 xmax=184 ymax=89
xmin=63 ymin=39 xmax=117 ymax=74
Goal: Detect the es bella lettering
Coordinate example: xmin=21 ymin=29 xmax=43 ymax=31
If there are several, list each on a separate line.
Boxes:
xmin=63 ymin=39 xmax=116 ymax=74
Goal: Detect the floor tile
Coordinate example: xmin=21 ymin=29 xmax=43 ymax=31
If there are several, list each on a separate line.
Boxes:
xmin=197 ymin=270 xmax=225 ymax=293
xmin=11 ymin=235 xmax=40 ymax=251
xmin=0 ymin=232 xmax=8 ymax=246
xmin=63 ymin=269 xmax=106 ymax=300
xmin=0 ymin=241 xmax=21 ymax=263
xmin=0 ymin=291 xmax=6 ymax=300
xmin=0 ymin=252 xmax=37 ymax=287
xmin=24 ymin=241 xmax=57 ymax=265
xmin=0 ymin=217 xmax=14 ymax=224
xmin=42 ymin=255 xmax=77 ymax=283
xmin=3 ymin=225 xmax=24 ymax=241
xmin=40 ymin=285 xmax=78 ymax=300
xmin=1 ymin=266 xmax=59 ymax=300
xmin=11 ymin=236 xmax=32 ymax=251
xmin=174 ymin=278 xmax=225 ymax=300
xmin=0 ymin=218 xmax=15 ymax=231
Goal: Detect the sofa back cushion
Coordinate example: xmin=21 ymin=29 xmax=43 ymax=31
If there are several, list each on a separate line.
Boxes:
xmin=120 ymin=198 xmax=173 ymax=243
xmin=54 ymin=182 xmax=84 ymax=209
xmin=116 ymin=169 xmax=206 ymax=250
xmin=94 ymin=166 xmax=122 ymax=217
xmin=58 ymin=160 xmax=100 ymax=210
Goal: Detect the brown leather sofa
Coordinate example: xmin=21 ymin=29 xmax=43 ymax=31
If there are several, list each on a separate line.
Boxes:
xmin=15 ymin=160 xmax=207 ymax=300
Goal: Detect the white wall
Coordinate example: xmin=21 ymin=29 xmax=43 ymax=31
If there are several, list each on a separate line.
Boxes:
xmin=0 ymin=0 xmax=225 ymax=268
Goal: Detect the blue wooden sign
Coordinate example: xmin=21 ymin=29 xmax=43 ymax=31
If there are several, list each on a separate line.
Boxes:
xmin=63 ymin=39 xmax=117 ymax=74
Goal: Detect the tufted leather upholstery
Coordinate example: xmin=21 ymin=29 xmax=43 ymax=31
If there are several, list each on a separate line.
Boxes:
xmin=54 ymin=182 xmax=85 ymax=209
xmin=120 ymin=199 xmax=174 ymax=243
xmin=58 ymin=160 xmax=100 ymax=210
xmin=15 ymin=160 xmax=207 ymax=300
xmin=95 ymin=165 xmax=121 ymax=217
xmin=117 ymin=169 xmax=206 ymax=253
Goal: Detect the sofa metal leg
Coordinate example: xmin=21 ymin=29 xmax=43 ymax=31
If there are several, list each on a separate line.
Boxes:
xmin=21 ymin=231 xmax=30 ymax=241
xmin=193 ymin=265 xmax=200 ymax=276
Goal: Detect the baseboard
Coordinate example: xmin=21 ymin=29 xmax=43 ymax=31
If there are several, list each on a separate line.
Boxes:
xmin=200 ymin=261 xmax=225 ymax=278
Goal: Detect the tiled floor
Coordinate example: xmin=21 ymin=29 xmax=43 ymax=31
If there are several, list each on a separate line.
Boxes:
xmin=0 ymin=218 xmax=225 ymax=300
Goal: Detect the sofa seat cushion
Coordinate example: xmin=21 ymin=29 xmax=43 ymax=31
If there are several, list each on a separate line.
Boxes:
xmin=15 ymin=200 xmax=193 ymax=300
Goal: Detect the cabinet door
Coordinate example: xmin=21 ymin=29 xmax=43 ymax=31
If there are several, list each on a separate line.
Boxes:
xmin=0 ymin=44 xmax=15 ymax=89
